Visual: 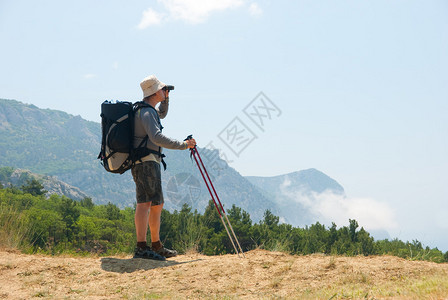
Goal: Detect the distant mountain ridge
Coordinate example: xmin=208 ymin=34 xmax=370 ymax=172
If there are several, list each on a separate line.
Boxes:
xmin=0 ymin=167 xmax=88 ymax=200
xmin=246 ymin=169 xmax=345 ymax=226
xmin=0 ymin=99 xmax=280 ymax=221
xmin=0 ymin=98 xmax=124 ymax=204
xmin=246 ymin=168 xmax=344 ymax=197
xmin=0 ymin=98 xmax=345 ymax=223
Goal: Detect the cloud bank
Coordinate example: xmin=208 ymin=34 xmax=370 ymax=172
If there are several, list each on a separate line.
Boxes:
xmin=280 ymin=181 xmax=398 ymax=232
xmin=137 ymin=0 xmax=262 ymax=28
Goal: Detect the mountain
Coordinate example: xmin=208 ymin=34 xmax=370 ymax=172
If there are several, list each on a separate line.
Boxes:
xmin=0 ymin=99 xmax=345 ymax=223
xmin=246 ymin=169 xmax=345 ymax=226
xmin=0 ymin=167 xmax=88 ymax=200
xmin=246 ymin=168 xmax=344 ymax=196
xmin=0 ymin=98 xmax=124 ymax=205
xmin=160 ymin=148 xmax=281 ymax=221
xmin=0 ymin=99 xmax=279 ymax=221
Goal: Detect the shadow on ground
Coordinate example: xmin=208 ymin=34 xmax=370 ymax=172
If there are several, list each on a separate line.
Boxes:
xmin=101 ymin=257 xmax=203 ymax=273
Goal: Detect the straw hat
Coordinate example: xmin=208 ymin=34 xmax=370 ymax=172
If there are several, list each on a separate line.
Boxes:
xmin=140 ymin=75 xmax=167 ymax=98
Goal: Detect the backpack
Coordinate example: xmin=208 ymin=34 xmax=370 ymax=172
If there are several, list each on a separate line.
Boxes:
xmin=97 ymin=100 xmax=166 ymax=174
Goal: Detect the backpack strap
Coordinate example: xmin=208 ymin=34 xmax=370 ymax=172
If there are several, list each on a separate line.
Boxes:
xmin=134 ymin=101 xmax=167 ymax=170
xmin=147 ymin=149 xmax=167 ymax=170
xmin=135 ymin=135 xmax=167 ymax=170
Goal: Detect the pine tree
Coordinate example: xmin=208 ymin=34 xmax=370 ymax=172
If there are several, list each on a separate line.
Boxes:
xmin=21 ymin=179 xmax=47 ymax=196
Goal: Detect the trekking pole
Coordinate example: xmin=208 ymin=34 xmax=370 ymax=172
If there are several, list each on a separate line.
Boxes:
xmin=185 ymin=135 xmax=245 ymax=258
xmin=192 ymin=146 xmax=246 ymax=258
xmin=191 ymin=148 xmax=240 ymax=257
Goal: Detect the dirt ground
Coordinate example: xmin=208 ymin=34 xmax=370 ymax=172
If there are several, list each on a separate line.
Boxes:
xmin=0 ymin=248 xmax=447 ymax=299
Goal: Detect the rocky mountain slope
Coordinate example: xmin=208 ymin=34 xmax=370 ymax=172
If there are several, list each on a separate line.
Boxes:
xmin=0 ymin=167 xmax=88 ymax=200
xmin=0 ymin=99 xmax=280 ymax=220
xmin=0 ymin=98 xmax=344 ymax=223
xmin=246 ymin=169 xmax=345 ymax=225
xmin=246 ymin=168 xmax=344 ymax=196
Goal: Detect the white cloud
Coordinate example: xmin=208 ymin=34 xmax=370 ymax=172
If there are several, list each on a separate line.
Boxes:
xmin=137 ymin=8 xmax=165 ymax=29
xmin=162 ymin=0 xmax=244 ymax=24
xmin=280 ymin=180 xmax=398 ymax=231
xmin=248 ymin=3 xmax=263 ymax=17
xmin=310 ymin=191 xmax=398 ymax=231
xmin=112 ymin=62 xmax=119 ymax=70
xmin=280 ymin=177 xmax=291 ymax=188
xmin=137 ymin=0 xmax=261 ymax=28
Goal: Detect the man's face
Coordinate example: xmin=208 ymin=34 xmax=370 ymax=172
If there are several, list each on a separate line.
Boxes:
xmin=155 ymin=89 xmax=169 ymax=102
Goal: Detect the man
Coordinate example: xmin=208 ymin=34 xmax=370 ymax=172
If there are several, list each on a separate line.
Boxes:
xmin=132 ymin=75 xmax=196 ymax=260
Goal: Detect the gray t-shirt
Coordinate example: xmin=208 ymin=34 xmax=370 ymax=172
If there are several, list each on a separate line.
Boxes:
xmin=133 ymin=100 xmax=187 ymax=163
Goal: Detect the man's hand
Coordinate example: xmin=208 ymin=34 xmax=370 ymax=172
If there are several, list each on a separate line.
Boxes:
xmin=183 ymin=135 xmax=196 ymax=149
xmin=186 ymin=138 xmax=196 ymax=149
xmin=186 ymin=139 xmax=196 ymax=148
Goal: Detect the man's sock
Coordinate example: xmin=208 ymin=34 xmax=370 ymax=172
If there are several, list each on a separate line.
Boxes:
xmin=152 ymin=240 xmax=163 ymax=251
xmin=137 ymin=241 xmax=147 ymax=249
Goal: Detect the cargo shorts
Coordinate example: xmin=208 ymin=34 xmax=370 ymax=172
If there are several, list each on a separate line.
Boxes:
xmin=131 ymin=161 xmax=164 ymax=205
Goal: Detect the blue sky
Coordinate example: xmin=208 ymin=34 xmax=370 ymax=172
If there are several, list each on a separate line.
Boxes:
xmin=1 ymin=0 xmax=447 ymax=251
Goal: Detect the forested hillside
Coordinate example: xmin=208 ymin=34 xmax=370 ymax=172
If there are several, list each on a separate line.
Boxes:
xmin=0 ymin=98 xmax=121 ymax=204
xmin=0 ymin=167 xmax=88 ymax=200
xmin=1 ymin=99 xmax=344 ymax=222
xmin=0 ymin=99 xmax=279 ymax=221
xmin=1 ymin=181 xmax=447 ymax=263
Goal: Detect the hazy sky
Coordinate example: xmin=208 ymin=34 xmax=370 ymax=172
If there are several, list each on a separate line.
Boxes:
xmin=1 ymin=0 xmax=447 ymax=251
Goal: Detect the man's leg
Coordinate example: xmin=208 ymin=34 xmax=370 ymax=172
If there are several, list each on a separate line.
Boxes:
xmin=148 ymin=203 xmax=163 ymax=243
xmin=135 ymin=202 xmax=152 ymax=243
xmin=133 ymin=201 xmax=165 ymax=260
xmin=131 ymin=162 xmax=165 ymax=261
xmin=149 ymin=203 xmax=177 ymax=258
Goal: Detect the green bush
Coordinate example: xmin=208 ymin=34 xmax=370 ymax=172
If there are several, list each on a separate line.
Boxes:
xmin=0 ymin=187 xmax=446 ymax=263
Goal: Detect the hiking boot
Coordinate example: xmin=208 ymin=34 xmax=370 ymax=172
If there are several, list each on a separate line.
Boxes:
xmin=133 ymin=247 xmax=166 ymax=261
xmin=153 ymin=246 xmax=178 ymax=258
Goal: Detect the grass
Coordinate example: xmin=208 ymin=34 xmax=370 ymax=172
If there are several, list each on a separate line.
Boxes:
xmin=295 ymin=273 xmax=448 ymax=299
xmin=33 ymin=290 xmax=49 ymax=298
xmin=0 ymin=204 xmax=33 ymax=249
xmin=326 ymin=256 xmax=337 ymax=270
xmin=128 ymin=290 xmax=170 ymax=299
xmin=2 ymin=248 xmax=447 ymax=299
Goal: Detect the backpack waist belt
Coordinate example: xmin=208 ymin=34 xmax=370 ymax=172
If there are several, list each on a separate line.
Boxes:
xmin=135 ymin=153 xmax=158 ymax=164
xmin=135 ymin=149 xmax=167 ymax=170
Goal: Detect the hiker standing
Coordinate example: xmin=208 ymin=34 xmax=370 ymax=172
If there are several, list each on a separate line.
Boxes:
xmin=132 ymin=75 xmax=196 ymax=260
